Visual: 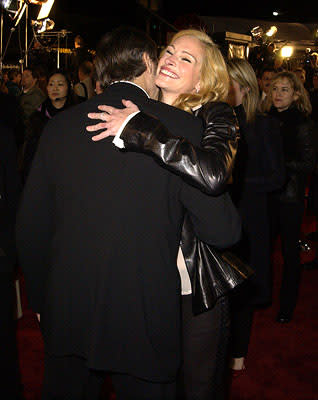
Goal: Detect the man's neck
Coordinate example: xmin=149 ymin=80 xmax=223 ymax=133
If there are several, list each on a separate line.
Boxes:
xmin=113 ymin=80 xmax=150 ymax=99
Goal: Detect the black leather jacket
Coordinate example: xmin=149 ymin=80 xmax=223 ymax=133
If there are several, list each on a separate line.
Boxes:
xmin=120 ymin=101 xmax=240 ymax=303
xmin=121 ymin=101 xmax=239 ymax=195
xmin=269 ymin=106 xmax=315 ymax=203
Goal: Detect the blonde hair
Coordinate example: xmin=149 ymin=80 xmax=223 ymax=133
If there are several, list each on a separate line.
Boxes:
xmin=264 ymin=71 xmax=312 ymax=116
xmin=227 ymin=57 xmax=260 ymax=123
xmin=163 ymin=29 xmax=230 ymax=113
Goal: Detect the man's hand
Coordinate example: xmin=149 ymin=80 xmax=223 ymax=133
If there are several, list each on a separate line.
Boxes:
xmin=36 ymin=313 xmax=40 ymax=322
xmin=86 ymin=99 xmax=139 ymax=142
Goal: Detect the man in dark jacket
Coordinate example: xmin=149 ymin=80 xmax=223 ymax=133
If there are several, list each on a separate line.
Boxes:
xmin=0 ymin=121 xmax=22 ymax=398
xmin=16 ymin=27 xmax=241 ymax=399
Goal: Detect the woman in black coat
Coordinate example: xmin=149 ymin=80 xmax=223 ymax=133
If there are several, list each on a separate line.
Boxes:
xmin=21 ymin=70 xmax=78 ymax=182
xmin=226 ymin=58 xmax=285 ymax=373
xmin=265 ymin=71 xmax=315 ymax=322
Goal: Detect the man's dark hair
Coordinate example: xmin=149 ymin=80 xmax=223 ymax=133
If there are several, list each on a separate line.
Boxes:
xmin=94 ymin=26 xmax=158 ymax=89
xmin=24 ymin=67 xmax=39 ymax=80
xmin=8 ymin=69 xmax=20 ymax=81
xmin=259 ymin=66 xmax=276 ymax=79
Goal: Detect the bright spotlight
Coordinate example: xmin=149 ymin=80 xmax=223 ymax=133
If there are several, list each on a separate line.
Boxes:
xmin=37 ymin=0 xmax=55 ymax=20
xmin=281 ymin=46 xmax=293 ymax=58
xmin=266 ymin=26 xmax=278 ymax=37
xmin=1 ymin=0 xmax=13 ymax=9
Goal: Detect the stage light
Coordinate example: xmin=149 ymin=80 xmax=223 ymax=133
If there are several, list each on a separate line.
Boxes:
xmin=265 ymin=26 xmax=277 ymax=37
xmin=273 ymin=11 xmax=279 ymax=16
xmin=2 ymin=0 xmax=22 ymax=20
xmin=281 ymin=46 xmax=293 ymax=58
xmin=37 ymin=0 xmax=54 ymax=20
xmin=1 ymin=0 xmax=13 ymax=9
xmin=31 ymin=16 xmax=54 ymax=33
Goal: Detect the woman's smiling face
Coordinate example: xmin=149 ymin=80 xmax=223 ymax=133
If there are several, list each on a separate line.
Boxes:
xmin=155 ymin=35 xmax=203 ymax=103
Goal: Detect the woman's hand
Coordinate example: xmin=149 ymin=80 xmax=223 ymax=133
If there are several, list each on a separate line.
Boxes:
xmin=86 ymin=99 xmax=139 ymax=142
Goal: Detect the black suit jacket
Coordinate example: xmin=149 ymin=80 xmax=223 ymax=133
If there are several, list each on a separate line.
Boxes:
xmin=16 ymin=82 xmax=241 ymax=381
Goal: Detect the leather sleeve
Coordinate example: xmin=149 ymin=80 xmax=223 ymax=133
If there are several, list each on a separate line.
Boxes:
xmin=120 ymin=101 xmax=239 ymax=195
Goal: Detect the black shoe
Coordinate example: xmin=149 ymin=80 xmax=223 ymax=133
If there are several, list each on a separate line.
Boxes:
xmin=276 ymin=312 xmax=292 ymax=323
xmin=302 ymin=259 xmax=318 ymax=270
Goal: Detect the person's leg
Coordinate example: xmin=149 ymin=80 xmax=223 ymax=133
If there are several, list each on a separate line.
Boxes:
xmin=180 ymin=294 xmax=229 ymax=400
xmin=229 ymin=285 xmax=254 ymax=370
xmin=278 ymin=201 xmax=304 ymax=320
xmin=211 ymin=296 xmax=231 ymax=400
xmin=111 ymin=373 xmax=176 ymax=400
xmin=0 ymin=258 xmax=21 ymax=399
xmin=42 ymin=354 xmax=105 ymax=400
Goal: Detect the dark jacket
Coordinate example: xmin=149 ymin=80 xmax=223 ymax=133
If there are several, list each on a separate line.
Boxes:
xmin=16 ymin=82 xmax=241 ymax=381
xmin=269 ymin=105 xmax=315 ymax=203
xmin=231 ymin=105 xmax=285 ymax=304
xmin=22 ymin=98 xmax=79 ymax=182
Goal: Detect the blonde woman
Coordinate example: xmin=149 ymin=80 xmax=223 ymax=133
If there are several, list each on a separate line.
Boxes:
xmin=264 ymin=71 xmax=315 ymax=323
xmin=87 ymin=29 xmax=239 ymax=400
xmin=226 ymin=58 xmax=285 ymax=374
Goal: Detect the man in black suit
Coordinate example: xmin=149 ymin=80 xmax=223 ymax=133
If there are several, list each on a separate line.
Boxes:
xmin=0 ymin=121 xmax=22 ymax=398
xmin=16 ymin=27 xmax=241 ymax=399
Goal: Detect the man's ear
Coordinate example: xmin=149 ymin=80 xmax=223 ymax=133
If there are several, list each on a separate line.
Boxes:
xmin=143 ymin=52 xmax=155 ymax=75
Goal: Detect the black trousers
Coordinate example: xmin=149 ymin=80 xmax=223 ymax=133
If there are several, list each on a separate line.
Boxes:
xmin=270 ymin=199 xmax=304 ymax=316
xmin=179 ymin=294 xmax=230 ymax=400
xmin=0 ymin=256 xmax=20 ymax=399
xmin=42 ymin=354 xmax=176 ymax=400
xmin=229 ymin=285 xmax=255 ymax=358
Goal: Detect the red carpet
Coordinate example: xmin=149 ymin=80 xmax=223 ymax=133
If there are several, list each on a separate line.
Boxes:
xmin=17 ymin=215 xmax=318 ymax=400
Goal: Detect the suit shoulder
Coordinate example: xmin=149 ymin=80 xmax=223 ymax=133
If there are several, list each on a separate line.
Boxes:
xmin=144 ymin=99 xmax=202 ymax=142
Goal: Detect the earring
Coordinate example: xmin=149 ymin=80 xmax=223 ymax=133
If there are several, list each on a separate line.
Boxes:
xmin=196 ymin=87 xmax=199 ymax=93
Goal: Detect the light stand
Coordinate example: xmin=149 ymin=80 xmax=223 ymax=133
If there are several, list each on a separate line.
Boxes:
xmin=35 ymin=29 xmax=72 ymax=69
xmin=1 ymin=0 xmax=55 ymax=69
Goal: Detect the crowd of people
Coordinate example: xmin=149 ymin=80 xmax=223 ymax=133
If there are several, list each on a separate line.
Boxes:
xmin=1 ymin=26 xmax=317 ymax=400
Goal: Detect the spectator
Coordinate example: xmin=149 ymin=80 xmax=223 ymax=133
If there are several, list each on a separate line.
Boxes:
xmin=6 ymin=70 xmax=22 ymax=97
xmin=304 ymin=52 xmax=318 ymax=90
xmin=21 ymin=70 xmax=78 ymax=182
xmin=294 ymin=67 xmax=306 ymax=86
xmin=74 ymin=61 xmax=95 ymax=101
xmin=19 ymin=67 xmax=46 ymax=126
xmin=265 ymin=71 xmax=315 ymax=323
xmin=227 ymin=57 xmax=285 ymax=374
xmin=69 ymin=34 xmax=93 ymax=83
xmin=258 ymin=66 xmax=276 ymax=111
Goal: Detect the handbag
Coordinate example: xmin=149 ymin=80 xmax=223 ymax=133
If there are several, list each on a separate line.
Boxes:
xmin=181 ymin=214 xmax=254 ymax=316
